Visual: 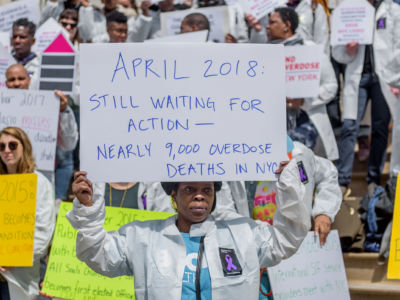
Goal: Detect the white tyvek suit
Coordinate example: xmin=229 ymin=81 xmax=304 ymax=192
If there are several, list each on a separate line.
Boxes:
xmin=379 ymin=41 xmax=400 ymax=177
xmin=78 ymin=5 xmax=152 ymax=43
xmin=249 ymin=0 xmax=330 ymax=55
xmin=228 ymin=141 xmax=342 ymax=222
xmin=285 ymin=38 xmax=338 ymax=160
xmin=67 ymin=160 xmax=309 ymax=300
xmin=1 ymin=171 xmax=56 ymax=300
xmin=331 ymin=0 xmax=400 ymax=122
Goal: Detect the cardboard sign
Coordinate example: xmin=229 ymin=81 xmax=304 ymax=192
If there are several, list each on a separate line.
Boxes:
xmin=160 ymin=6 xmax=229 ymax=43
xmin=0 ymin=89 xmax=60 ymax=171
xmin=0 ymin=42 xmax=16 ymax=88
xmin=388 ymin=175 xmax=400 ymax=279
xmin=0 ymin=0 xmax=40 ymax=33
xmin=330 ymin=0 xmax=375 ymax=46
xmin=240 ymin=0 xmax=280 ymax=20
xmin=42 ymin=202 xmax=174 ymax=300
xmin=39 ymin=33 xmax=76 ymax=93
xmin=145 ymin=30 xmax=209 ymax=43
xmin=32 ymin=18 xmax=69 ymax=54
xmin=0 ymin=173 xmax=37 ymax=266
xmin=269 ymin=231 xmax=351 ymax=300
xmin=79 ymin=43 xmax=286 ymax=182
xmin=285 ymin=45 xmax=323 ymax=98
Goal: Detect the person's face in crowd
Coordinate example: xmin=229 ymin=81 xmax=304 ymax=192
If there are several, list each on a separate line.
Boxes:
xmin=198 ymin=0 xmax=220 ymax=7
xmin=172 ymin=182 xmax=215 ymax=232
xmin=180 ymin=20 xmax=194 ymax=33
xmin=158 ymin=0 xmax=175 ymax=12
xmin=266 ymin=12 xmax=292 ymax=41
xmin=59 ymin=17 xmax=78 ymax=42
xmin=11 ymin=26 xmax=35 ymax=59
xmin=107 ymin=22 xmax=128 ymax=43
xmin=0 ymin=134 xmax=23 ymax=174
xmin=5 ymin=65 xmax=31 ymax=89
xmin=102 ymin=0 xmax=118 ymax=11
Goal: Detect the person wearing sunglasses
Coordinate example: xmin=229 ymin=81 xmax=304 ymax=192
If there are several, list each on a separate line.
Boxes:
xmin=0 ymin=127 xmax=56 ymax=300
xmin=59 ymin=8 xmax=83 ymax=46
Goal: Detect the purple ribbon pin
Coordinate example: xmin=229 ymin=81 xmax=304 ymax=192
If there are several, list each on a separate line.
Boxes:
xmin=299 ymin=167 xmax=307 ymax=182
xmin=225 ymin=254 xmax=237 ymax=271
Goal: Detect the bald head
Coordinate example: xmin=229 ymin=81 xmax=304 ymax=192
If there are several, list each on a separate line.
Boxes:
xmin=6 ymin=64 xmax=30 ymax=89
xmin=180 ymin=13 xmax=210 ymax=33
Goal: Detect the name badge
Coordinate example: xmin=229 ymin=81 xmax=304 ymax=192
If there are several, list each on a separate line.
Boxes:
xmin=219 ymin=248 xmax=242 ymax=277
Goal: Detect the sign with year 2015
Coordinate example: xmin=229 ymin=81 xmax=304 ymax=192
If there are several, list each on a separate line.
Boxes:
xmin=80 ymin=43 xmax=286 ymax=182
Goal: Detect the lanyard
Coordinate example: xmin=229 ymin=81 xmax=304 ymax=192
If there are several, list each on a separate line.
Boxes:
xmin=195 ymin=236 xmax=205 ymax=300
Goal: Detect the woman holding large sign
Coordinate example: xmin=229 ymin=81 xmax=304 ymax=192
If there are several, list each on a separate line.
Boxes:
xmin=0 ymin=127 xmax=55 ymax=300
xmin=69 ymin=159 xmax=309 ymax=299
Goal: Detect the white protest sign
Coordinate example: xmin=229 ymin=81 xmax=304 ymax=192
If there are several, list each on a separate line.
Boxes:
xmin=0 ymin=0 xmax=40 ymax=33
xmin=240 ymin=0 xmax=280 ymax=20
xmin=80 ymin=43 xmax=286 ymax=182
xmin=160 ymin=6 xmax=229 ymax=43
xmin=285 ymin=45 xmax=323 ymax=98
xmin=0 ymin=42 xmax=16 ymax=88
xmin=32 ymin=18 xmax=69 ymax=54
xmin=330 ymin=0 xmax=375 ymax=46
xmin=0 ymin=89 xmax=60 ymax=171
xmin=269 ymin=231 xmax=350 ymax=300
xmin=0 ymin=32 xmax=10 ymax=52
xmin=145 ymin=30 xmax=209 ymax=43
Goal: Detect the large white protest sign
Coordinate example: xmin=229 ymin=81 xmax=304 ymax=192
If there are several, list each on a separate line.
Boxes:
xmin=0 ymin=89 xmax=59 ymax=171
xmin=285 ymin=45 xmax=323 ymax=98
xmin=0 ymin=0 xmax=40 ymax=33
xmin=240 ymin=0 xmax=280 ymax=20
xmin=0 ymin=42 xmax=16 ymax=88
xmin=160 ymin=6 xmax=229 ymax=43
xmin=269 ymin=231 xmax=350 ymax=300
xmin=33 ymin=18 xmax=69 ymax=54
xmin=330 ymin=0 xmax=375 ymax=46
xmin=145 ymin=30 xmax=209 ymax=43
xmin=80 ymin=43 xmax=286 ymax=182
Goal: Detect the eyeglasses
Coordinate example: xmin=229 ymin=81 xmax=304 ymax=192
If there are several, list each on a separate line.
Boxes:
xmin=0 ymin=142 xmax=19 ymax=152
xmin=60 ymin=22 xmax=77 ymax=29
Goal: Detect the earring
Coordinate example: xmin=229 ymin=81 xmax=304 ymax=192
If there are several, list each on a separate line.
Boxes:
xmin=172 ymin=200 xmax=178 ymax=211
xmin=284 ymin=28 xmax=289 ymax=33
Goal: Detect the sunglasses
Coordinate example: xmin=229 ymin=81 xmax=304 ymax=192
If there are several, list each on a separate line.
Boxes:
xmin=60 ymin=22 xmax=77 ymax=29
xmin=0 ymin=142 xmax=19 ymax=152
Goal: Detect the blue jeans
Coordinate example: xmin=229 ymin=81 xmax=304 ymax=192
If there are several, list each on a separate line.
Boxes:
xmin=0 ymin=281 xmax=10 ymax=300
xmin=55 ymin=148 xmax=74 ymax=199
xmin=337 ymin=73 xmax=390 ymax=186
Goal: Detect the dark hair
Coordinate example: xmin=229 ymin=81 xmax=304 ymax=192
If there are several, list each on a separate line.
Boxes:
xmin=59 ymin=8 xmax=79 ymax=23
xmin=12 ymin=18 xmax=36 ymax=36
xmin=106 ymin=11 xmax=128 ymax=25
xmin=161 ymin=182 xmax=222 ymax=212
xmin=182 ymin=13 xmax=210 ymax=31
xmin=274 ymin=7 xmax=299 ymax=34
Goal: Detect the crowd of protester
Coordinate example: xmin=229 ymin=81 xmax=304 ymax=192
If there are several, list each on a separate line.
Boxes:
xmin=0 ymin=0 xmax=399 ymax=299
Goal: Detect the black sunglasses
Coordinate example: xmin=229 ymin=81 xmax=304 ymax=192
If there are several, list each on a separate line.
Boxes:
xmin=0 ymin=142 xmax=19 ymax=152
xmin=60 ymin=22 xmax=77 ymax=29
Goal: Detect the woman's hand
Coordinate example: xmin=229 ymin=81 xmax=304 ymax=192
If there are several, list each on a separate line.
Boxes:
xmin=275 ymin=161 xmax=290 ymax=176
xmin=314 ymin=214 xmax=332 ymax=246
xmin=225 ymin=34 xmax=237 ymax=43
xmin=54 ymin=90 xmax=69 ymax=113
xmin=286 ymin=97 xmax=304 ymax=109
xmin=72 ymin=172 xmax=93 ymax=206
xmin=245 ymin=13 xmax=262 ymax=32
xmin=141 ymin=0 xmax=152 ymax=17
xmin=0 ymin=266 xmax=12 ymax=272
xmin=345 ymin=42 xmax=359 ymax=56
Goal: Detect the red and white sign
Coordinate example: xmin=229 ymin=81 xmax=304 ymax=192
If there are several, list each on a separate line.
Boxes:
xmin=241 ymin=0 xmax=280 ymax=20
xmin=285 ymin=45 xmax=323 ymax=99
xmin=330 ymin=0 xmax=375 ymax=46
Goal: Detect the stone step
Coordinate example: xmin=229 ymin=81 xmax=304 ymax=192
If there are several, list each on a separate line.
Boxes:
xmin=344 ymin=253 xmax=400 ymax=300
